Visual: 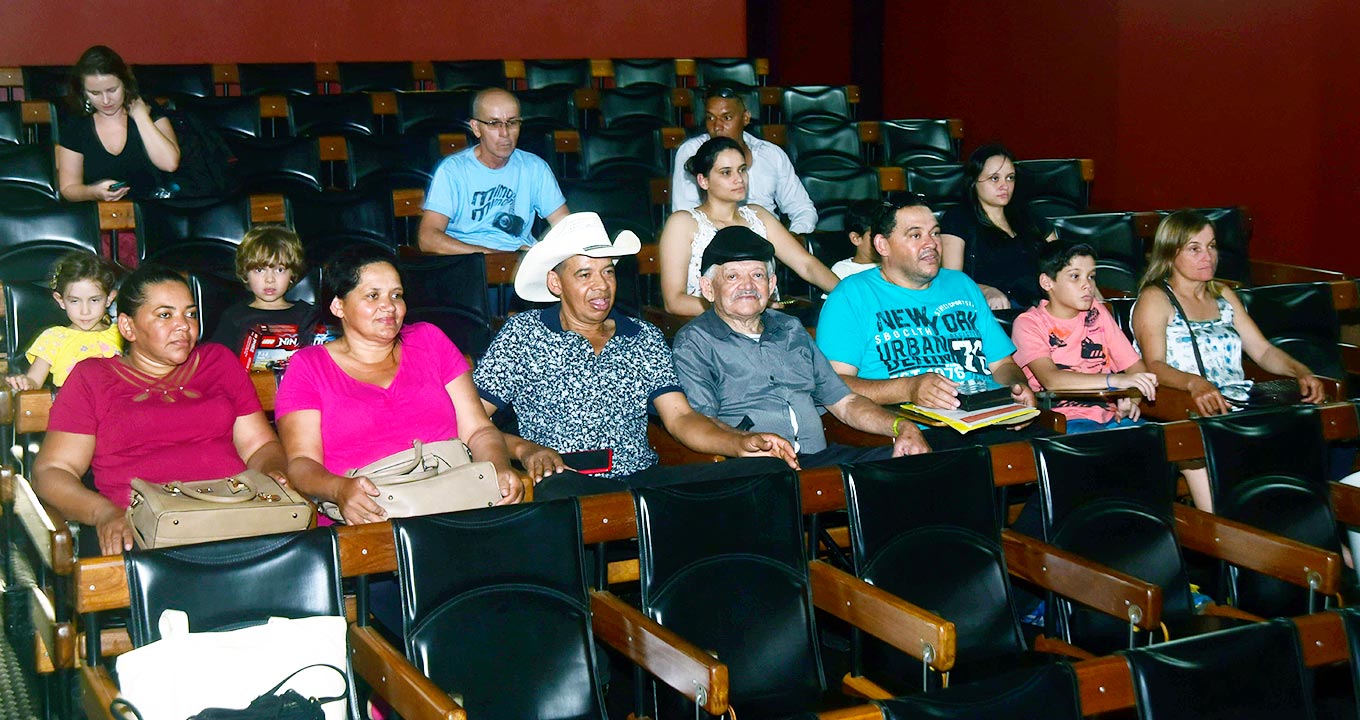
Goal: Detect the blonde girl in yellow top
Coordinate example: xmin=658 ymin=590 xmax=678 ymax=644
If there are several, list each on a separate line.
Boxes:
xmin=6 ymin=251 xmax=123 ymax=390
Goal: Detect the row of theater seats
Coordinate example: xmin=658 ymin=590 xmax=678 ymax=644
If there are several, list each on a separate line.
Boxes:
xmin=0 ymin=57 xmax=773 ymax=102
xmin=4 ymin=400 xmax=1360 ymax=718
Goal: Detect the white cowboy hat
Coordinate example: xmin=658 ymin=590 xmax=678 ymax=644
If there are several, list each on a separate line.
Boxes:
xmin=514 ymin=212 xmax=640 ymax=302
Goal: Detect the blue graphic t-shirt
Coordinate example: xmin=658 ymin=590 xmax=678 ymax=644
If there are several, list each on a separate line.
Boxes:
xmin=423 ymin=147 xmax=567 ymax=252
xmin=816 ymin=268 xmax=1015 ymax=385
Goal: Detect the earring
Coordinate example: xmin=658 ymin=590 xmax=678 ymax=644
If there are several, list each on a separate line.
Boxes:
xmin=83 ymin=100 xmax=94 ymax=114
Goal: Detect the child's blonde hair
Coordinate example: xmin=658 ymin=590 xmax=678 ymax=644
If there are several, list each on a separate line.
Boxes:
xmin=51 ymin=250 xmax=117 ymax=296
xmin=235 ymin=225 xmax=306 ymax=285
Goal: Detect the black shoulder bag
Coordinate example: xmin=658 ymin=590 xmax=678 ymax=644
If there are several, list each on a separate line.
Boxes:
xmin=1159 ymin=283 xmax=1300 ymax=409
xmin=111 ymin=664 xmax=348 ymax=720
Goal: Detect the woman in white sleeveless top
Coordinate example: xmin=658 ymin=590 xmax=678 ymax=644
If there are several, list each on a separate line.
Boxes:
xmin=658 ymin=136 xmax=839 ymax=316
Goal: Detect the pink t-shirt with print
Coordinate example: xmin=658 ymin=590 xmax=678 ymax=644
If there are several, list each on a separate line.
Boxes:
xmin=1011 ymin=301 xmax=1142 ymax=423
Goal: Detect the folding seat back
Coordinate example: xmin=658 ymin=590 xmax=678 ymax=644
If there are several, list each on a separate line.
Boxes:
xmin=188 ymin=270 xmax=252 ymax=341
xmin=336 ymin=61 xmax=416 ymax=92
xmin=1195 ymin=206 xmax=1251 ymax=285
xmin=904 ymin=163 xmax=968 ymax=214
xmin=22 ymin=65 xmax=71 ymax=101
xmin=807 ymin=230 xmax=855 ymax=270
xmin=121 ymin=529 xmax=360 ymax=720
xmin=1050 ymin=212 xmax=1146 ymax=296
xmin=879 ymin=118 xmax=959 ymax=168
xmin=876 ymin=663 xmax=1083 ymax=720
xmin=391 ymin=501 xmax=608 ymax=719
xmin=138 ymin=195 xmax=255 ymax=268
xmin=226 ymin=137 xmax=325 ymax=195
xmin=560 ymin=177 xmax=657 ymax=244
xmin=132 ymin=64 xmax=215 ymax=99
xmin=236 ymin=63 xmax=318 ymax=96
xmin=801 ymin=164 xmax=881 ymax=232
xmin=524 ymin=59 xmax=592 ymax=90
xmin=1236 ymin=282 xmax=1343 ymax=382
xmin=0 ymin=202 xmax=103 ymax=284
xmin=347 ymin=134 xmax=443 ymax=194
xmin=396 ymin=253 xmax=493 ymax=360
xmin=844 ymin=449 xmax=1025 ymax=684
xmin=784 ymin=118 xmax=864 ymax=172
xmin=1032 ymin=425 xmax=1194 ymax=653
xmin=634 ymin=470 xmax=825 ymax=716
xmin=578 ymin=126 xmax=668 ymax=181
xmin=782 ymin=85 xmax=852 ymax=124
xmin=0 ymin=142 xmax=59 ymax=205
xmin=431 ymin=60 xmax=507 ymax=91
xmin=1121 ymin=619 xmax=1312 ymax=720
xmin=1107 ymin=297 xmax=1138 ymax=344
xmin=173 ymin=96 xmax=264 ymax=141
xmin=517 ymin=85 xmax=579 ymax=132
xmin=611 ymin=58 xmax=678 ymax=88
xmin=597 ymin=84 xmax=676 ymax=130
xmin=289 ymin=188 xmax=397 ymax=266
xmin=0 ymin=100 xmax=24 ymax=144
xmin=1197 ymin=406 xmax=1337 ymax=616
xmin=1015 ymin=159 xmax=1089 ymax=220
xmin=395 ymin=90 xmax=474 ymax=135
xmin=695 ymin=58 xmax=760 ymax=87
xmin=288 ymin=93 xmax=378 ymax=138
xmin=1341 ymin=606 xmax=1360 ymax=705
xmin=5 ymin=279 xmax=71 ymax=374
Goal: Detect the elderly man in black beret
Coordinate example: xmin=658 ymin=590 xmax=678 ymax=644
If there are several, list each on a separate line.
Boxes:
xmin=672 ymin=226 xmax=930 ymax=468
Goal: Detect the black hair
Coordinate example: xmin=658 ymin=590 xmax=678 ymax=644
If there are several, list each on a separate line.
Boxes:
xmin=1037 ymin=242 xmax=1098 ymax=280
xmin=684 ymin=136 xmax=743 ymax=177
xmin=322 ymin=245 xmax=401 ymax=313
xmin=871 ymin=194 xmax=934 ymax=239
xmin=116 ymin=264 xmax=190 ymax=318
xmin=69 ymin=45 xmax=139 ymax=115
xmin=846 ymin=199 xmax=880 ymax=237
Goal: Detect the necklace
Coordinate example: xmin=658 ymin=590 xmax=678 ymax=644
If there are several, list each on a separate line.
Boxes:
xmin=111 ymin=352 xmax=203 ymax=403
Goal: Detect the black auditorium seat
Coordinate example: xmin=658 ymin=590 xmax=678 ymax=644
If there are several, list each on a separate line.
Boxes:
xmin=131 ymin=64 xmax=215 ymax=99
xmin=0 ymin=201 xmax=103 ymax=283
xmin=289 ymin=187 xmax=399 ymax=266
xmin=336 ymin=61 xmax=417 ymax=92
xmin=396 ymin=253 xmax=494 ymax=360
xmin=781 ymin=85 xmax=854 ymax=124
xmin=21 ymin=65 xmax=71 ymax=102
xmin=236 ymin=62 xmax=318 ymax=96
xmin=5 ymin=279 xmax=71 ymax=377
xmin=578 ymin=126 xmax=669 ymax=181
xmin=347 ymin=134 xmax=444 ymax=195
xmin=878 ymin=118 xmax=960 ymax=167
xmin=137 ymin=194 xmax=256 ymax=270
xmin=173 ymin=96 xmax=266 ymax=141
xmin=0 ymin=142 xmax=59 ymax=205
xmin=784 ymin=118 xmax=865 ymax=173
xmin=1014 ymin=158 xmax=1090 ymax=220
xmin=1050 ymin=212 xmax=1146 ymax=297
xmin=226 ymin=136 xmax=326 ymax=195
xmin=876 ymin=663 xmax=1083 ymax=720
xmin=694 ymin=57 xmax=761 ymax=87
xmin=610 ymin=58 xmax=678 ymax=88
xmin=431 ymin=60 xmax=507 ymax=91
xmin=524 ymin=59 xmax=593 ymax=90
xmin=596 ymin=85 xmax=677 ymax=130
xmin=288 ymin=93 xmax=379 ymax=138
xmin=0 ymin=100 xmax=25 ymax=144
xmin=1237 ymin=281 xmax=1350 ymax=386
xmin=801 ymin=164 xmax=881 ymax=232
xmin=904 ymin=163 xmax=969 ymax=214
xmin=394 ymin=90 xmax=475 ymax=135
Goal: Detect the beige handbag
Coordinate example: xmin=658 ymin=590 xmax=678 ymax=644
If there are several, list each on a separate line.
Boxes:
xmin=319 ymin=439 xmax=501 ymax=522
xmin=127 ymin=471 xmax=314 ymax=549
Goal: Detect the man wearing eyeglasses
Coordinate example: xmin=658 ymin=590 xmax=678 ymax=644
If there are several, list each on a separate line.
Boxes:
xmin=419 ymin=88 xmax=570 ymax=254
xmin=670 ymin=86 xmax=818 ymax=234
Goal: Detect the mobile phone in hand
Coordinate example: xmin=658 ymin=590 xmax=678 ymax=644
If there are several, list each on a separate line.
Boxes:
xmin=561 ymin=449 xmax=613 ymax=475
xmin=108 ymin=181 xmax=129 ymax=190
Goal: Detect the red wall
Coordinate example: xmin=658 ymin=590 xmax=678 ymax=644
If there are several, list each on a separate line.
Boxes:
xmin=880 ymin=1 xmax=1360 ymax=275
xmin=0 ymin=0 xmax=745 ymax=64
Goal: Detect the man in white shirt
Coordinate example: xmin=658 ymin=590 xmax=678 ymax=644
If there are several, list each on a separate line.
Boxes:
xmin=670 ymin=86 xmax=818 ymax=234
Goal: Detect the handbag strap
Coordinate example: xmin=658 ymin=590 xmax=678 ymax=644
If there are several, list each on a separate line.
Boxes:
xmin=153 ymin=475 xmax=258 ymax=505
xmin=260 ymin=663 xmax=350 ymax=704
xmin=1160 ymin=282 xmax=1209 ymax=378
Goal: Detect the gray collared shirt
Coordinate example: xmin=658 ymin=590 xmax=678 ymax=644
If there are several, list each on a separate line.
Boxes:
xmin=672 ymin=308 xmax=851 ymax=454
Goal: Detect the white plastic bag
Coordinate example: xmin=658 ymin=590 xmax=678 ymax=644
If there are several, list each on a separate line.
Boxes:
xmin=114 ymin=610 xmax=348 ymax=720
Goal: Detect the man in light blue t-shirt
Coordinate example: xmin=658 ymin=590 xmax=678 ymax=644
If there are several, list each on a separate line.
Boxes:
xmin=816 ymin=197 xmax=1038 ymax=413
xmin=418 ymin=88 xmax=570 ymax=254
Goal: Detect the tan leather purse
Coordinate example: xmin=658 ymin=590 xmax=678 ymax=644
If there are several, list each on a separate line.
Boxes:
xmin=127 ymin=471 xmax=313 ymax=549
xmin=319 ymin=439 xmax=502 ymax=522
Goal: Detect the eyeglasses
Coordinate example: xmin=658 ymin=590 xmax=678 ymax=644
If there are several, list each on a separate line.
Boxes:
xmin=473 ymin=117 xmax=524 ymax=131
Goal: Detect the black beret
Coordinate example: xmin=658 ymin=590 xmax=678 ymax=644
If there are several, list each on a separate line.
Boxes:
xmin=700 ymin=225 xmax=776 ymax=275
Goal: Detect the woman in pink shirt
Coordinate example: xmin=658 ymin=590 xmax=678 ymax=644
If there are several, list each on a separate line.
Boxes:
xmin=276 ymin=246 xmax=524 ymax=525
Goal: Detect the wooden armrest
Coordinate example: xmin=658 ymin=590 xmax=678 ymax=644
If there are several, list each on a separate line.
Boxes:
xmin=1338 ymin=344 xmax=1360 ymax=377
xmin=484 ymin=251 xmax=520 ymax=286
xmin=1249 ymin=260 xmax=1347 ymax=286
xmin=1073 ymin=655 xmax=1133 ymax=716
xmin=553 ymin=130 xmax=580 ymax=154
xmin=1331 ymin=481 xmax=1360 ymax=527
xmin=1173 ymin=504 xmax=1341 ymax=594
xmin=1036 ymin=408 xmax=1067 ymax=434
xmin=349 ymin=625 xmax=465 ymax=720
xmin=1201 ymin=602 xmax=1263 ymax=622
xmin=1030 ymin=635 xmax=1097 ymax=661
xmin=808 ymin=560 xmax=956 ymax=671
xmin=1001 ymin=530 xmax=1161 ymax=630
xmin=818 ymin=706 xmax=885 ymax=720
xmin=647 ymin=420 xmax=723 ymax=466
xmin=74 ymin=554 xmax=130 ymax=614
xmin=841 ymin=673 xmax=894 ymax=701
xmin=590 ymin=591 xmax=728 ymax=715
xmin=15 ymin=387 xmax=55 ymax=434
xmin=1039 ymin=388 xmax=1142 ymax=402
xmin=81 ymin=665 xmax=121 ymax=720
xmin=821 ymin=414 xmax=887 ymax=448
xmin=876 ymin=166 xmax=906 ymax=192
xmin=250 ymin=194 xmax=287 ymax=224
xmin=1 ymin=388 xmax=13 ymax=425
xmin=97 ymin=201 xmax=136 ymax=231
xmin=249 ymin=371 xmax=277 ymax=412
xmin=13 ymin=474 xmax=75 ymax=575
xmin=32 ymin=589 xmax=73 ymax=672
xmin=1139 ymin=385 xmax=1197 ymax=422
xmin=760 ymin=124 xmax=786 ymax=146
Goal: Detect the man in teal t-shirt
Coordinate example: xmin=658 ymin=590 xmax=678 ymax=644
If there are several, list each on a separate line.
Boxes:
xmin=816 ymin=198 xmax=1038 ymax=414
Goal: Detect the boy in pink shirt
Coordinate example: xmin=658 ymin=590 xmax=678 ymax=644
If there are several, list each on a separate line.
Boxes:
xmin=1011 ymin=243 xmax=1159 ymax=433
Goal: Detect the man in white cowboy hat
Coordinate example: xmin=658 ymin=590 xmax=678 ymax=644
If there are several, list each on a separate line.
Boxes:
xmin=474 ymin=212 xmax=799 ymax=498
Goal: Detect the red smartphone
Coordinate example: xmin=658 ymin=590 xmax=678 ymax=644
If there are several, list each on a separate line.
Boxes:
xmin=561 ymin=449 xmax=613 ymax=475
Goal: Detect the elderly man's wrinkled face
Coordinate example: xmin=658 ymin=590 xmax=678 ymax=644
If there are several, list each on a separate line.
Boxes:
xmin=548 ymin=255 xmax=617 ymax=324
xmin=701 ymin=260 xmax=775 ymax=324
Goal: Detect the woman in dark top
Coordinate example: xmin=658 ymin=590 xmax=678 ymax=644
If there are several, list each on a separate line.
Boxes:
xmin=939 ymin=144 xmax=1055 ymax=310
xmin=56 ymin=46 xmax=179 ymax=202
